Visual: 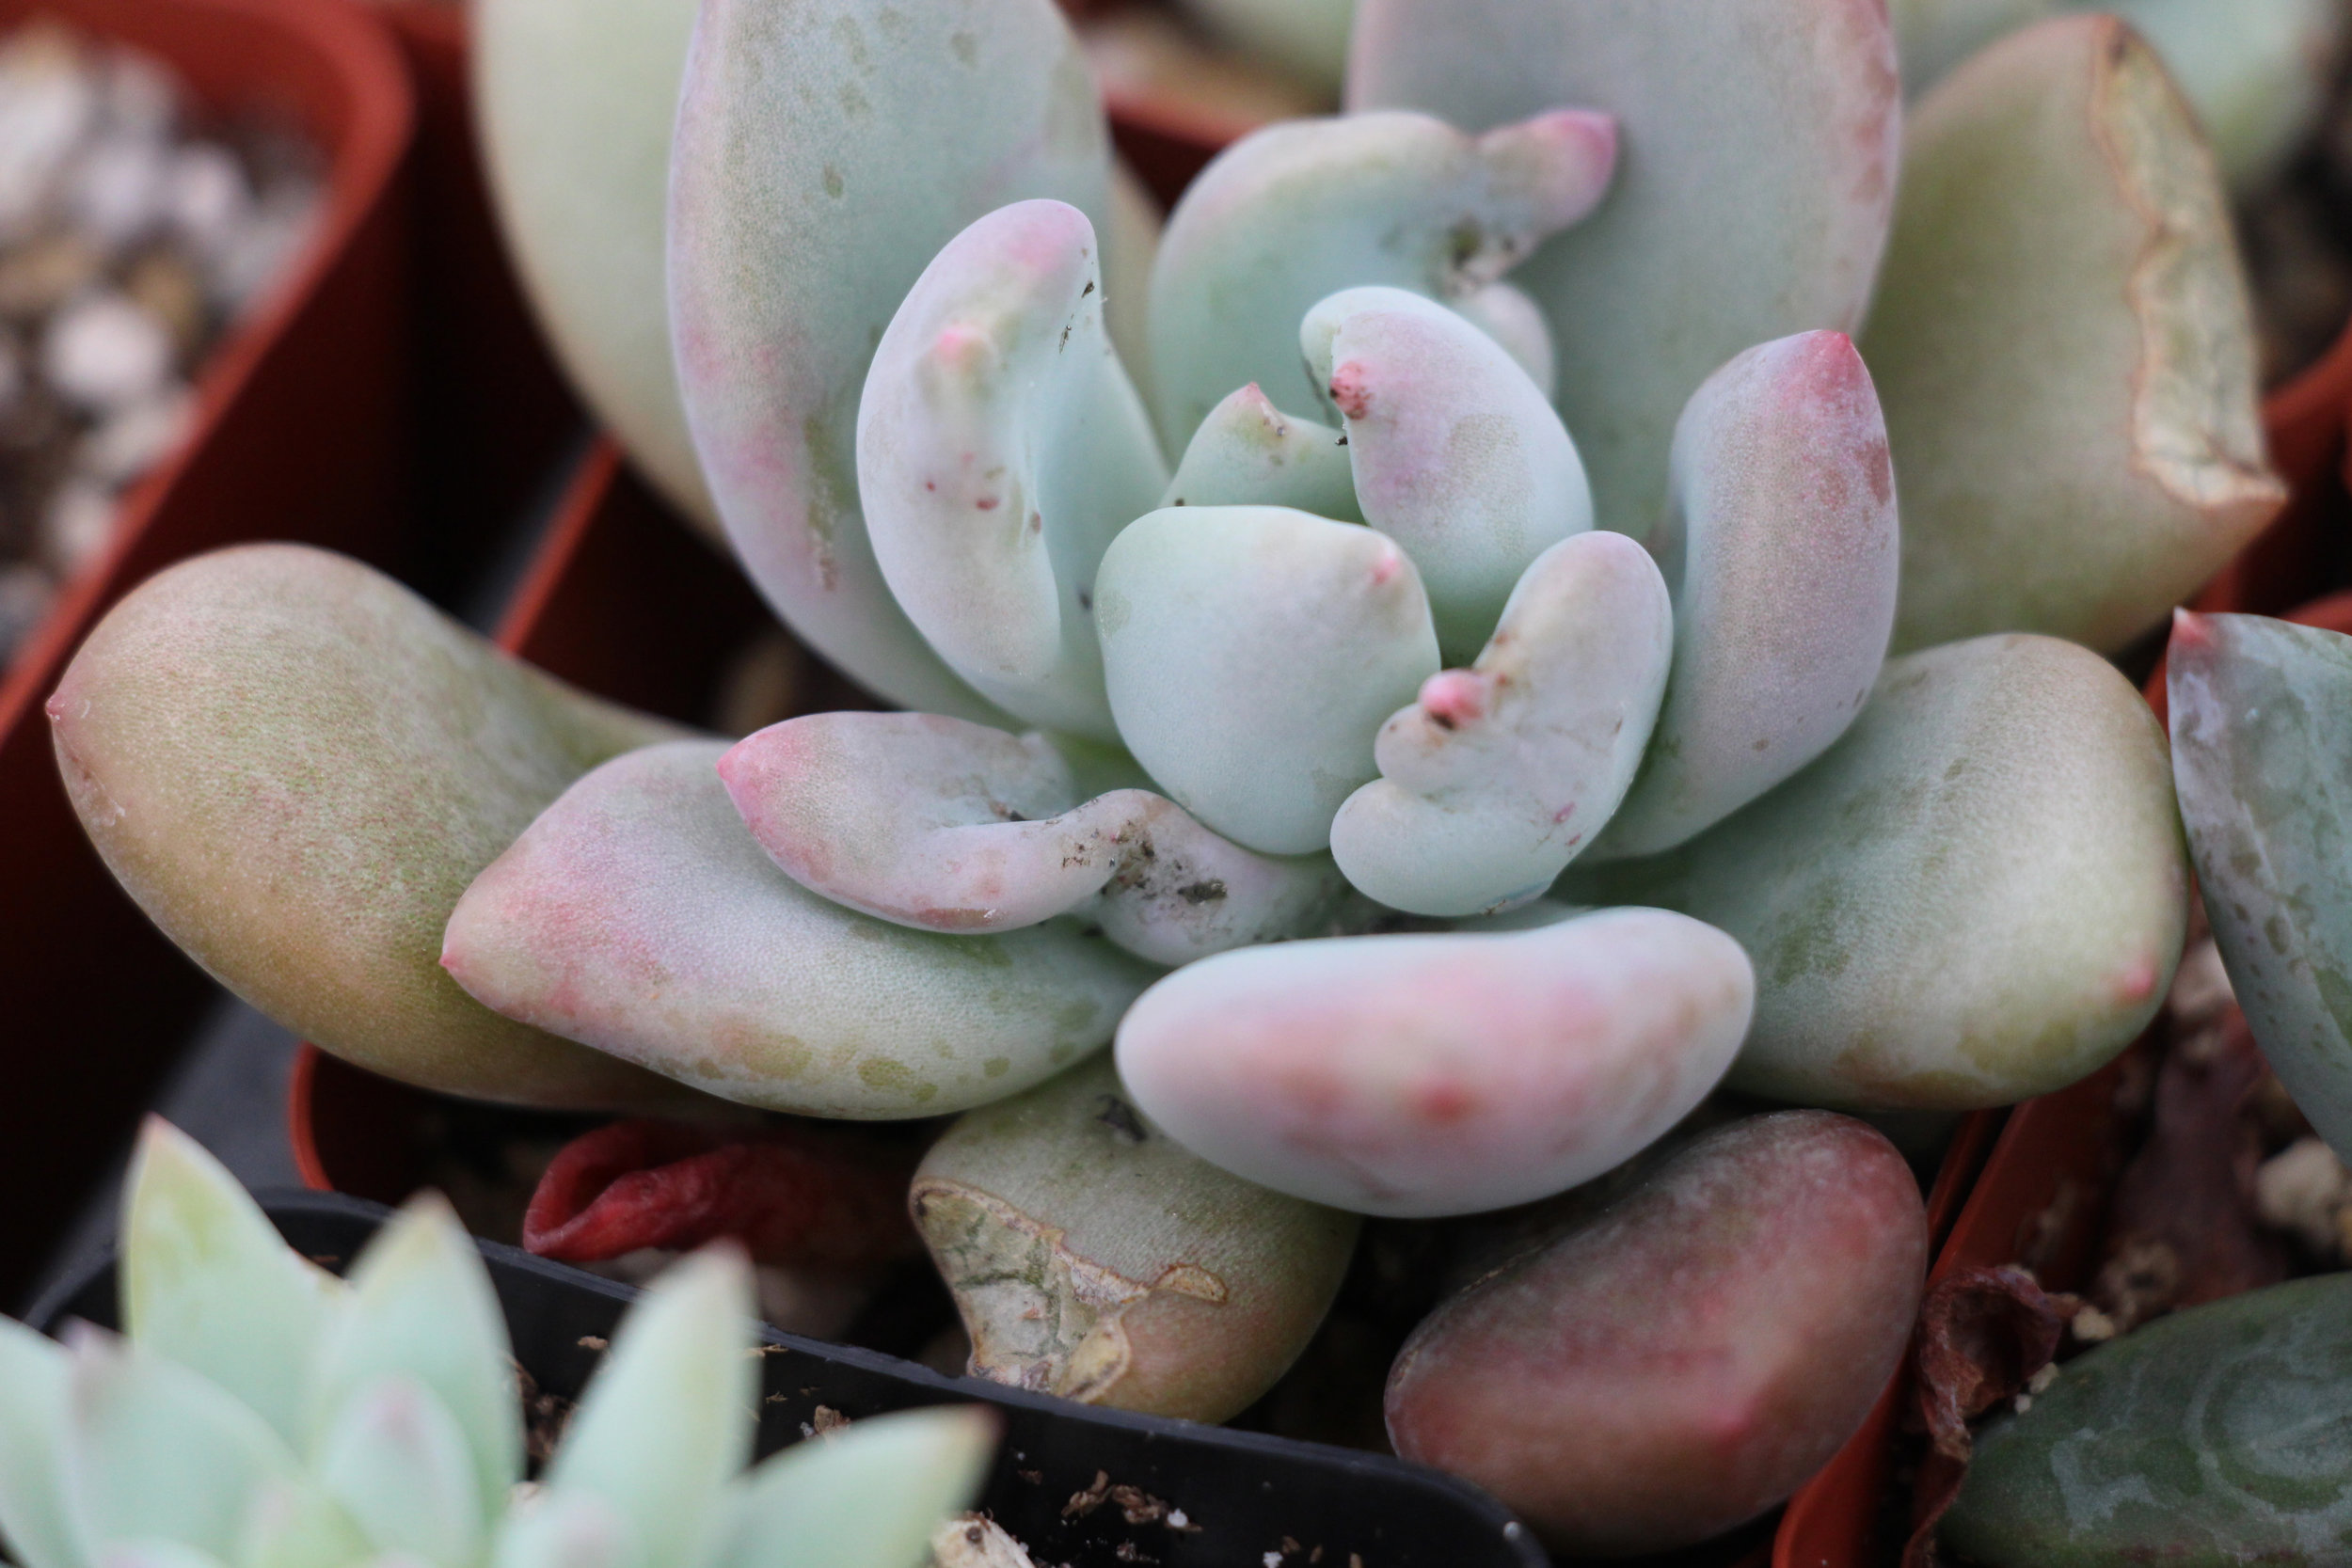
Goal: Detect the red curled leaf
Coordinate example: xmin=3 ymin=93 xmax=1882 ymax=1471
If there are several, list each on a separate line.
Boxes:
xmin=1908 ymin=1264 xmax=2067 ymax=1465
xmin=1900 ymin=1265 xmax=2072 ymax=1568
xmin=524 ymin=1118 xmax=920 ymax=1268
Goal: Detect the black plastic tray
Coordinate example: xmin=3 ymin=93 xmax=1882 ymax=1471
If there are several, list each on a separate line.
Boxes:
xmin=28 ymin=1190 xmax=1544 ymax=1568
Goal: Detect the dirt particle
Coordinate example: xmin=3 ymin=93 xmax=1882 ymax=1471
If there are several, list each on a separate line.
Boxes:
xmin=1096 ymin=1094 xmax=1149 ymax=1144
xmin=1065 ymin=1470 xmax=1112 ymax=1518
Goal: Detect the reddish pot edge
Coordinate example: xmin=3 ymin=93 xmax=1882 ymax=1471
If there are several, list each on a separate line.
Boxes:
xmin=0 ymin=0 xmax=414 ymax=736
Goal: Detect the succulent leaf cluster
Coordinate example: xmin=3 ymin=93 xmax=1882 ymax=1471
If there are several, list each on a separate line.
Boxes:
xmin=0 ymin=1121 xmax=993 ymax=1568
xmin=39 ymin=0 xmax=2299 ymax=1518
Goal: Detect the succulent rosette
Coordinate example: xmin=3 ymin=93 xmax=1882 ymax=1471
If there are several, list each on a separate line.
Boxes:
xmin=0 ymin=1120 xmax=994 ymax=1568
xmin=47 ymin=0 xmax=2292 ymax=1547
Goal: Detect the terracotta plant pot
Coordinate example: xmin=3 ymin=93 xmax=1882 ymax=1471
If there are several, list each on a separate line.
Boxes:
xmin=25 ymin=1188 xmax=1543 ymax=1568
xmin=0 ymin=0 xmax=413 ymax=1307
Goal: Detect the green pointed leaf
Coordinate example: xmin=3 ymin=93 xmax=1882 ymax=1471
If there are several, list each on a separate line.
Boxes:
xmin=314 ymin=1376 xmax=486 ymax=1568
xmin=1160 ymin=385 xmax=1359 ymax=522
xmin=91 ymin=1547 xmax=228 ymax=1568
xmin=0 ymin=1318 xmax=87 ymax=1568
xmin=46 ymin=544 xmax=691 ymax=1108
xmin=60 ymin=1326 xmax=300 ymax=1561
xmin=445 ymin=740 xmax=1155 ymax=1116
xmin=1571 ymin=634 xmax=2186 ymax=1109
xmin=230 ymin=1477 xmax=372 ymax=1568
xmin=544 ymin=1250 xmax=755 ymax=1568
xmin=490 ymin=1492 xmax=635 ymax=1568
xmin=120 ymin=1119 xmax=343 ymax=1452
xmin=708 ymin=1407 xmax=996 ymax=1568
xmin=310 ymin=1196 xmax=521 ymax=1528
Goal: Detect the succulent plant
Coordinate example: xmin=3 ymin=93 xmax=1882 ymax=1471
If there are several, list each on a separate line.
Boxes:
xmin=0 ymin=1120 xmax=995 ymax=1568
xmin=1384 ymin=1111 xmax=1929 ymax=1554
xmin=1939 ymin=1272 xmax=2352 ymax=1566
xmin=1888 ymin=0 xmax=2346 ymax=191
xmin=2168 ymin=610 xmax=2352 ymax=1166
xmin=51 ymin=0 xmax=2277 ymax=1500
xmin=1168 ymin=0 xmax=1356 ymax=99
xmin=910 ymin=1057 xmax=1359 ymax=1419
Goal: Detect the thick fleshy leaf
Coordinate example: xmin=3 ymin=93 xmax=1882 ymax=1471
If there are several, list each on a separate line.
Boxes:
xmin=0 ymin=1318 xmax=85 ymax=1568
xmin=912 ymin=1059 xmax=1359 ymax=1420
xmin=523 ymin=1118 xmax=918 ymax=1270
xmin=1941 ymin=1274 xmax=2352 ymax=1567
xmin=1301 ymin=286 xmax=1591 ymax=662
xmin=475 ymin=0 xmax=715 ymax=534
xmin=1570 ymin=635 xmax=2187 ymax=1110
xmin=722 ymin=712 xmax=1363 ymax=964
xmin=1387 ymin=1112 xmax=1928 ymax=1556
xmin=1144 ymin=108 xmax=1613 ymax=450
xmin=1898 ymin=0 xmax=2342 ymax=192
xmin=1888 ymin=0 xmax=2051 ymax=94
xmin=1862 ymin=16 xmax=2282 ymax=656
xmin=489 ymin=1492 xmax=632 ymax=1568
xmin=445 ymin=741 xmax=1155 ymax=1116
xmin=228 ymin=1478 xmax=373 ymax=1568
xmin=2169 ymin=612 xmax=2352 ymax=1167
xmin=1175 ymin=0 xmax=1354 ymax=95
xmin=1115 ymin=907 xmax=1753 ymax=1216
xmin=46 ymin=545 xmax=691 ymax=1109
xmin=1103 ymin=160 xmax=1162 ymax=390
xmin=858 ymin=200 xmax=1167 ymax=740
xmin=93 ymin=1547 xmax=225 ymax=1568
xmin=310 ymin=1196 xmax=521 ymax=1526
xmin=61 ymin=1325 xmax=300 ymax=1561
xmin=544 ymin=1248 xmax=755 ymax=1568
xmin=1594 ymin=331 xmax=1898 ymax=859
xmin=1329 ymin=531 xmax=1670 ymax=916
xmin=669 ymin=0 xmax=1107 ymax=720
xmin=314 ymin=1377 xmax=486 ymax=1568
xmin=1095 ymin=506 xmax=1440 ymax=855
xmin=121 ymin=1120 xmax=343 ymax=1452
xmin=1349 ymin=0 xmax=1899 ymax=542
xmin=2094 ymin=0 xmax=2344 ymax=192
xmin=1451 ymin=280 xmax=1555 ymax=401
xmin=1160 ymin=384 xmax=1359 ymax=522
xmin=708 ymin=1407 xmax=995 ymax=1568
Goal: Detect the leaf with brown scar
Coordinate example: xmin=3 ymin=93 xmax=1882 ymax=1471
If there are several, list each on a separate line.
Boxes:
xmin=912 ymin=1059 xmax=1358 ymax=1421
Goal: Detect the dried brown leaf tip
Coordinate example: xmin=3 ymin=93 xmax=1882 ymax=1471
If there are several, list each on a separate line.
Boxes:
xmin=1900 ymin=1265 xmax=2075 ymax=1568
xmin=1908 ymin=1265 xmax=2071 ymax=1466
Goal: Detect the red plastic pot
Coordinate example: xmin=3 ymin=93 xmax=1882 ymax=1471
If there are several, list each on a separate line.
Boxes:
xmin=0 ymin=0 xmax=414 ymax=1307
